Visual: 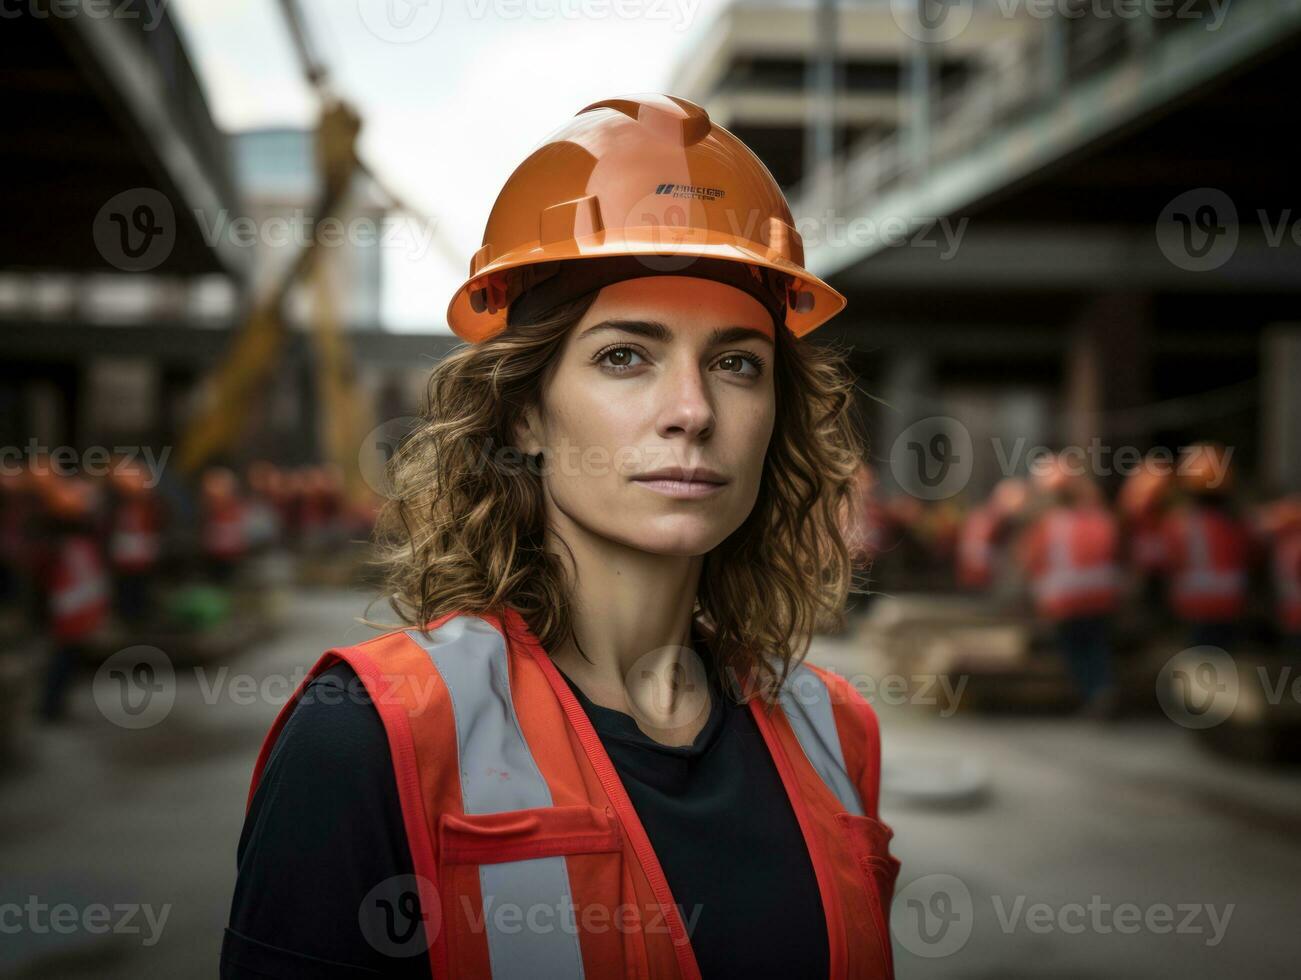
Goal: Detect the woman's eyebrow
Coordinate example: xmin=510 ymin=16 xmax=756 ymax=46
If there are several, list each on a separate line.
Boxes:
xmin=579 ymin=320 xmax=774 ymax=346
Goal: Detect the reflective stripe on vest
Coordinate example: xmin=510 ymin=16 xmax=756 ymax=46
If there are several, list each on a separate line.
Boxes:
xmin=52 ymin=540 xmax=108 ymax=616
xmin=1173 ymin=511 xmax=1246 ymax=601
xmin=778 ymin=663 xmax=865 ymax=817
xmin=403 ymin=619 xmax=587 ymax=980
xmin=1033 ymin=511 xmax=1118 ymax=603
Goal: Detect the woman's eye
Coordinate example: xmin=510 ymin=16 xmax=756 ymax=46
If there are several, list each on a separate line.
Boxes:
xmin=715 ymin=354 xmax=762 ymax=377
xmin=597 ymin=346 xmax=645 ymax=371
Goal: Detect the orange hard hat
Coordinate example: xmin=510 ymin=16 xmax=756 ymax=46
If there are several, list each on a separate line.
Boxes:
xmin=1118 ymin=457 xmax=1174 ymax=518
xmin=109 ymin=457 xmax=150 ymax=497
xmin=1259 ymin=497 xmax=1301 ymax=536
xmin=1179 ymin=443 xmax=1233 ymax=494
xmin=990 ymin=477 xmax=1028 ymax=516
xmin=1032 ymin=453 xmax=1074 ymax=495
xmin=45 ymin=478 xmax=95 ymax=521
xmin=202 ymin=466 xmax=239 ymax=502
xmin=446 ymin=93 xmax=846 ymax=343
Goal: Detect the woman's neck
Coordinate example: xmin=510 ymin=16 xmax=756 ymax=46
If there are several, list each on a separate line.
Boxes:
xmin=544 ymin=515 xmax=712 ymax=745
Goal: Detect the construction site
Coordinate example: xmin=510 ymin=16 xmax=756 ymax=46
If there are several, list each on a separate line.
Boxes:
xmin=2 ymin=0 xmax=1301 ymax=977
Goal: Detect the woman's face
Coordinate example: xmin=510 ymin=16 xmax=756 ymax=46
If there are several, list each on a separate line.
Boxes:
xmin=517 ymin=274 xmax=777 ymax=556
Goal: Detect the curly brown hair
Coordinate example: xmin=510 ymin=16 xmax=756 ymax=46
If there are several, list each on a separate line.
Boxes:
xmin=368 ymin=290 xmax=868 ymax=705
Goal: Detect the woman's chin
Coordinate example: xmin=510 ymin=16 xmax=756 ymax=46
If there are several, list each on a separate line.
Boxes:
xmin=612 ymin=520 xmax=732 ymax=558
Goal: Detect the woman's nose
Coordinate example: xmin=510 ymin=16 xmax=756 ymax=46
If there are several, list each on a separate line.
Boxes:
xmin=654 ymin=361 xmax=715 ymax=440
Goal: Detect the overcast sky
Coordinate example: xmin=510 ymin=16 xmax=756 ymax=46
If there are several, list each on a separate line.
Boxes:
xmin=170 ymin=0 xmax=733 ymax=331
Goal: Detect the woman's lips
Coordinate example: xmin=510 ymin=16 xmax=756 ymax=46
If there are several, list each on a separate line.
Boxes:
xmin=630 ymin=478 xmax=727 ymax=499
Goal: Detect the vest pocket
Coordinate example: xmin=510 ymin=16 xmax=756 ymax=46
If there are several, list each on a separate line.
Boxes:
xmin=436 ymin=803 xmax=642 ymax=978
xmin=835 ymin=811 xmax=902 ymax=953
xmin=439 ymin=803 xmax=622 ymax=864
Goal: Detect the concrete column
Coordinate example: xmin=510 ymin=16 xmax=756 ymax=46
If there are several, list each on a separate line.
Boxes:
xmin=1063 ymin=293 xmax=1152 ymax=472
xmin=877 ymin=348 xmax=935 ymax=495
xmin=1261 ymin=324 xmax=1301 ymax=494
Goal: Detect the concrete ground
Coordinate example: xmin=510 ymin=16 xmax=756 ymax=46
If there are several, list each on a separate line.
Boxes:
xmin=1 ymin=588 xmax=1299 ymax=978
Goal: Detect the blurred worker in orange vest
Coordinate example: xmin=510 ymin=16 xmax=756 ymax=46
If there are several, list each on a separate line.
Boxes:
xmin=37 ymin=476 xmax=109 ymax=721
xmin=957 ymin=477 xmax=1028 ymax=590
xmin=1161 ymin=443 xmax=1251 ymax=653
xmin=1257 ymin=495 xmax=1301 ymax=652
xmin=1117 ymin=454 xmax=1176 ymax=617
xmin=107 ymin=458 xmax=163 ymax=626
xmin=1020 ymin=453 xmax=1122 ymax=716
xmin=201 ymin=466 xmax=247 ymax=584
xmin=301 ymin=464 xmax=346 ymax=553
xmin=244 ymin=461 xmax=285 ymax=553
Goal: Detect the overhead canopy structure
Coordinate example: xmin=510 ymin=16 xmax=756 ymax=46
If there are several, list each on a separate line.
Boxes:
xmin=0 ymin=0 xmax=246 ymax=276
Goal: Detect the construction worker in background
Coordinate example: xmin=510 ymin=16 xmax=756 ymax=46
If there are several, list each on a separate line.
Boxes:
xmin=37 ymin=476 xmax=109 ymax=722
xmin=1118 ymin=455 xmax=1175 ymax=614
xmin=201 ymin=466 xmax=247 ymax=584
xmin=295 ymin=466 xmax=327 ymax=552
xmin=300 ymin=463 xmax=345 ymax=552
xmin=107 ymin=458 xmax=163 ymax=627
xmin=278 ymin=467 xmax=307 ymax=551
xmin=1257 ymin=495 xmax=1301 ymax=652
xmin=957 ymin=477 xmax=1028 ymax=590
xmin=1020 ymin=453 xmax=1122 ymax=716
xmin=243 ymin=461 xmax=284 ymax=554
xmin=1161 ymin=443 xmax=1251 ymax=653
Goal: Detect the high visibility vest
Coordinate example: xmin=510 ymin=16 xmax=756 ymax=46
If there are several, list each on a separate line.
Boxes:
xmin=48 ymin=535 xmax=108 ymax=641
xmin=110 ymin=496 xmax=161 ymax=572
xmin=203 ymin=499 xmax=246 ymax=560
xmin=1028 ymin=507 xmax=1121 ymax=620
xmin=956 ymin=507 xmax=998 ymax=589
xmin=1272 ymin=532 xmax=1301 ymax=634
xmin=1128 ymin=512 xmax=1168 ymax=574
xmin=1166 ymin=508 xmax=1248 ymax=622
xmin=247 ymin=607 xmax=900 ymax=979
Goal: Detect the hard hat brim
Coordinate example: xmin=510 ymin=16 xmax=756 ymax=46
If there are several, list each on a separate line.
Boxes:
xmin=446 ymin=230 xmax=847 ymax=343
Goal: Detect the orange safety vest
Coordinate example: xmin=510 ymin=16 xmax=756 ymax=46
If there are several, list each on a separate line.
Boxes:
xmin=110 ymin=496 xmax=161 ymax=573
xmin=247 ymin=607 xmax=900 ymax=979
xmin=1027 ymin=506 xmax=1121 ymax=620
xmin=1165 ymin=507 xmax=1248 ymax=622
xmin=203 ymin=498 xmax=246 ymax=560
xmin=956 ymin=506 xmax=999 ymax=590
xmin=1128 ymin=511 xmax=1168 ymax=574
xmin=48 ymin=535 xmax=109 ymax=641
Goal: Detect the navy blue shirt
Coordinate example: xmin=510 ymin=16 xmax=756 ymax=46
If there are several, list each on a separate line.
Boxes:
xmin=222 ymin=640 xmax=829 ymax=978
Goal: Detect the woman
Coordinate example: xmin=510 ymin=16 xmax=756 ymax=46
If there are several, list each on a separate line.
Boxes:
xmin=222 ymin=93 xmax=899 ymax=980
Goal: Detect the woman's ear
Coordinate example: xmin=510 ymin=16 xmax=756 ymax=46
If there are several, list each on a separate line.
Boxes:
xmin=512 ymin=405 xmax=542 ymax=457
